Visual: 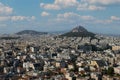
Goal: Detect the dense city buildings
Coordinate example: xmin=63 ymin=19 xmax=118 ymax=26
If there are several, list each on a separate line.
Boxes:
xmin=0 ymin=0 xmax=120 ymax=80
xmin=0 ymin=33 xmax=120 ymax=80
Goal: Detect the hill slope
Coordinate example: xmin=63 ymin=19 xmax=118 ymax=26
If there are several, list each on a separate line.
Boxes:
xmin=16 ymin=30 xmax=47 ymax=35
xmin=61 ymin=25 xmax=95 ymax=37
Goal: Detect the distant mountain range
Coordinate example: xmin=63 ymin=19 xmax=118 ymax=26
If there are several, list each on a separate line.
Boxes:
xmin=16 ymin=30 xmax=47 ymax=35
xmin=61 ymin=25 xmax=95 ymax=37
xmin=15 ymin=26 xmax=95 ymax=37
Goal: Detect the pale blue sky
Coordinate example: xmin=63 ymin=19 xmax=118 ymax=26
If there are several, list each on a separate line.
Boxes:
xmin=0 ymin=0 xmax=120 ymax=34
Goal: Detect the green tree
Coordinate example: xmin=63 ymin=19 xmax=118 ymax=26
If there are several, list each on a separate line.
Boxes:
xmin=107 ymin=67 xmax=114 ymax=76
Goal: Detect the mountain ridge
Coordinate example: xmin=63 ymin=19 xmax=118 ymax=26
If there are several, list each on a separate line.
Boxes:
xmin=61 ymin=25 xmax=95 ymax=37
xmin=16 ymin=30 xmax=47 ymax=35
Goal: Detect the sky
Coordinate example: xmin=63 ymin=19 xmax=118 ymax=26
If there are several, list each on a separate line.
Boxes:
xmin=0 ymin=0 xmax=120 ymax=34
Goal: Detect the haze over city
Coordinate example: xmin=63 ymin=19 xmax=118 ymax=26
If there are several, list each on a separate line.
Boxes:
xmin=0 ymin=0 xmax=120 ymax=34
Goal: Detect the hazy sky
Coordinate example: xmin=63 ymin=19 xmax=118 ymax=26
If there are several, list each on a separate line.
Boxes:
xmin=0 ymin=0 xmax=120 ymax=34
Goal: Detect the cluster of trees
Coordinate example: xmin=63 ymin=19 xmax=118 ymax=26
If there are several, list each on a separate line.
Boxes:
xmin=61 ymin=32 xmax=95 ymax=37
xmin=102 ymin=67 xmax=114 ymax=76
xmin=78 ymin=43 xmax=112 ymax=52
xmin=0 ymin=37 xmax=20 ymax=40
